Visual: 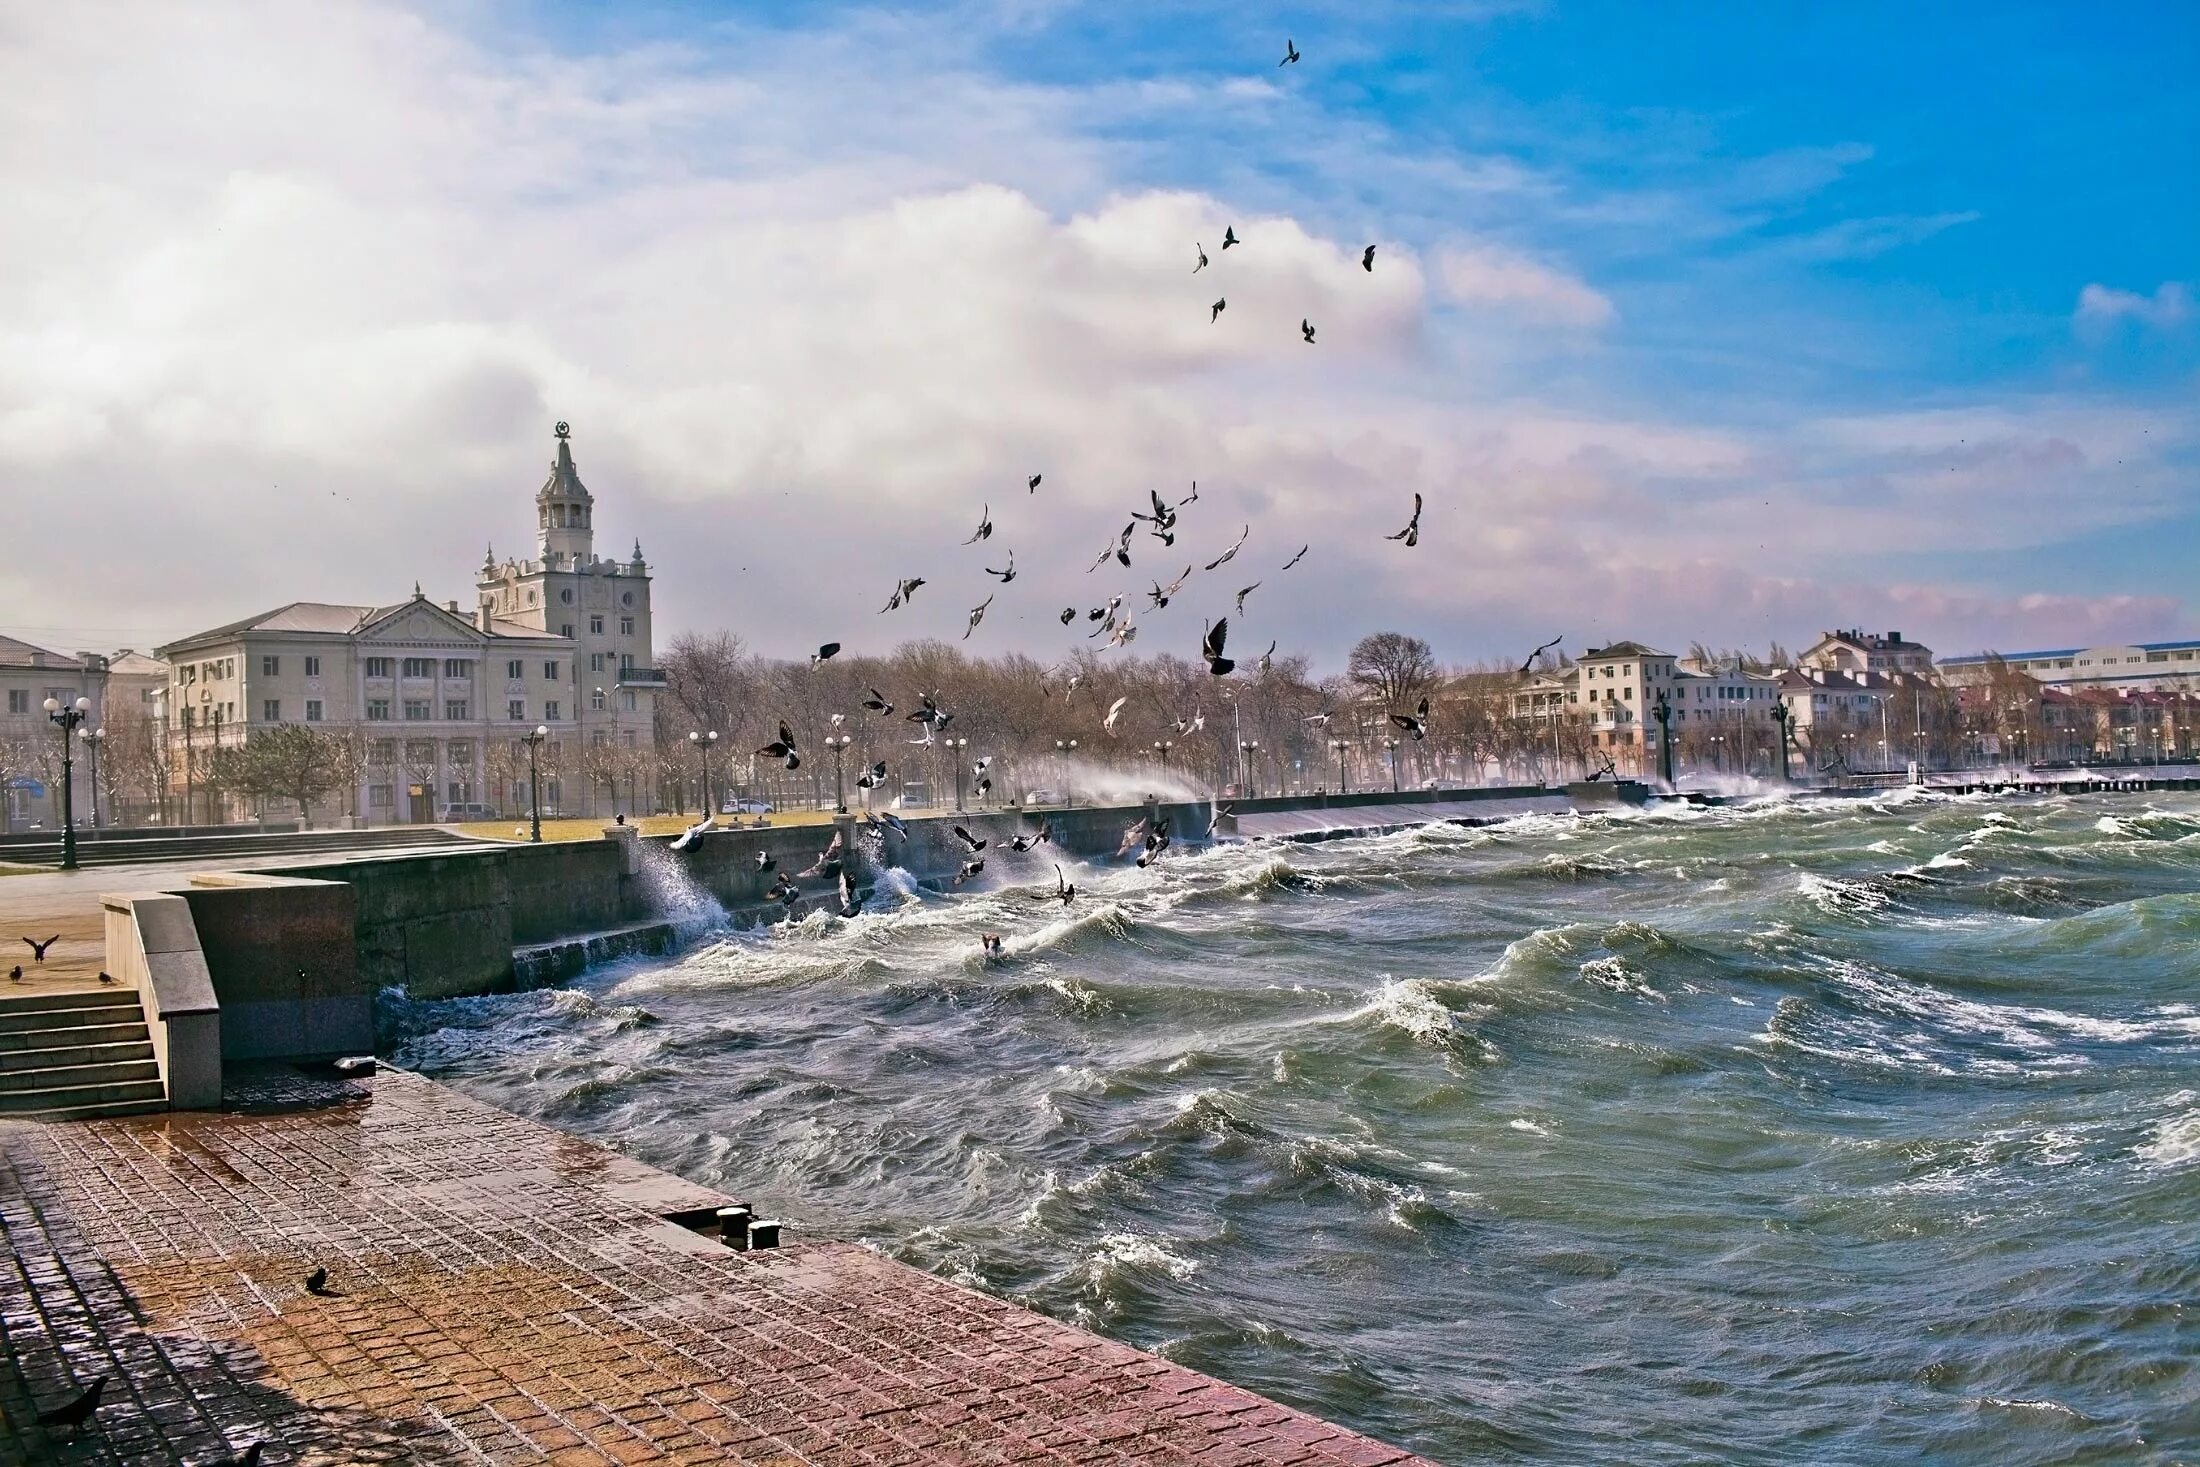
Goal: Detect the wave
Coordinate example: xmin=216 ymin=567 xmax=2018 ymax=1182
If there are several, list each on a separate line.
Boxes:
xmin=2135 ymin=1106 xmax=2200 ymax=1170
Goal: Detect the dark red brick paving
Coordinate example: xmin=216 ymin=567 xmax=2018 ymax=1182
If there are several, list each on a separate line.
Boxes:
xmin=0 ymin=1069 xmax=1437 ymax=1466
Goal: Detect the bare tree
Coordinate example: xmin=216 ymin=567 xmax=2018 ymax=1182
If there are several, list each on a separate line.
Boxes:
xmin=1347 ymin=632 xmax=1439 ymax=713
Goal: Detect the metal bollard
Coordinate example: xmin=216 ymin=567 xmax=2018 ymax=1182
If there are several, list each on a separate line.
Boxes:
xmin=716 ymin=1205 xmax=752 ymax=1249
xmin=748 ymin=1219 xmax=782 ymax=1250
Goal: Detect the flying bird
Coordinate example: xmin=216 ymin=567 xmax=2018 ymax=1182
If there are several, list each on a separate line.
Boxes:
xmin=837 ymin=869 xmax=864 ymax=919
xmin=1104 ymin=695 xmax=1129 ymax=733
xmin=1235 ymin=582 xmax=1260 ymax=614
xmin=810 ymin=642 xmax=840 ymax=671
xmin=1206 ymin=804 xmax=1234 ymax=839
xmin=1211 ymin=297 xmax=1226 ymax=323
xmin=984 ymin=551 xmax=1016 ymax=583
xmin=1059 ymin=606 xmax=1077 ymax=625
xmin=952 ymin=824 xmax=988 ymax=853
xmin=964 ymin=504 xmax=993 ymax=544
xmin=1147 ymin=566 xmax=1192 ymax=611
xmin=1362 ymin=244 xmax=1376 ymax=272
xmin=879 ymin=577 xmax=925 ymax=613
xmin=1302 ymin=318 xmax=1316 ymax=344
xmin=1137 ymin=817 xmax=1172 ymax=869
xmin=1387 ymin=492 xmax=1422 ymax=547
xmin=1115 ymin=818 xmax=1149 ymax=858
xmin=953 ymin=856 xmax=986 ymax=886
xmin=1204 ymin=525 xmax=1249 ymax=572
xmin=878 ymin=810 xmax=909 ymax=839
xmin=1390 ymin=696 xmax=1432 ymax=741
xmin=1280 ymin=37 xmax=1300 ymax=65
xmin=1517 ymin=635 xmax=1564 ymax=675
xmin=1201 ymin=618 xmax=1235 ymax=676
xmin=1050 ymin=864 xmax=1077 ymax=905
xmin=1304 ymin=710 xmax=1334 ymax=726
xmin=755 ymin=851 xmax=776 ymax=872
xmin=22 ymin=935 xmax=57 ymax=962
xmin=1009 ymin=818 xmax=1052 ymax=853
xmin=668 ymin=815 xmax=713 ymax=850
xmin=906 ymin=693 xmax=952 ymax=730
xmin=1258 ymin=640 xmax=1276 ymax=674
xmin=862 ymin=687 xmax=895 ymax=716
xmin=800 ymin=830 xmax=845 ymax=880
xmin=855 ymin=760 xmax=888 ymax=790
xmin=980 ymin=932 xmax=1004 ymax=960
xmin=34 ymin=1376 xmax=107 ymax=1437
xmin=1194 ymin=242 xmax=1209 ymax=273
xmin=1028 ymin=474 xmax=1043 ymax=493
xmin=1282 ymin=545 xmax=1309 ymax=570
xmin=756 ymin=722 xmax=800 ymax=770
xmin=1222 ymin=225 xmax=1239 ymax=249
xmin=963 ymin=594 xmax=995 ymax=640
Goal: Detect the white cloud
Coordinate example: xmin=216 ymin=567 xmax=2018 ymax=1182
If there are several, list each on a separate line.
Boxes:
xmin=1431 ymin=243 xmax=1615 ymax=326
xmin=2075 ymin=281 xmax=2193 ymax=333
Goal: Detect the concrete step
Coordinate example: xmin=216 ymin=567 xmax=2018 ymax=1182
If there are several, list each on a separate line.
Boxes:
xmin=0 ymin=1076 xmax=167 ymax=1113
xmin=0 ymin=1057 xmax=161 ymax=1095
xmin=0 ymin=1039 xmax=155 ymax=1075
xmin=0 ymin=994 xmax=145 ymax=1037
xmin=0 ymin=1020 xmax=151 ymax=1054
xmin=0 ymin=988 xmax=143 ymax=1017
xmin=7 ymin=1095 xmax=170 ymax=1122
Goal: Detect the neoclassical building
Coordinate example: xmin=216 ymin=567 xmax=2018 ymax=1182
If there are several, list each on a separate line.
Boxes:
xmin=157 ymin=424 xmax=664 ymax=824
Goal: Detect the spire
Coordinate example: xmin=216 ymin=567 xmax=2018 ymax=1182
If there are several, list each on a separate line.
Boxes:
xmin=631 ymin=537 xmax=645 ymax=564
xmin=539 ymin=420 xmax=591 ymax=504
xmin=412 ymin=581 xmax=422 ymax=599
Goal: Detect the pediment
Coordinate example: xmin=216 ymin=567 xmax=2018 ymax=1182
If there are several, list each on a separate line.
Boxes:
xmin=357 ymin=600 xmax=485 ymax=646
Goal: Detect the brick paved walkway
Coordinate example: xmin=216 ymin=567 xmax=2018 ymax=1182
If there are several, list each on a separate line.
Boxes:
xmin=0 ymin=1069 xmax=1436 ymax=1466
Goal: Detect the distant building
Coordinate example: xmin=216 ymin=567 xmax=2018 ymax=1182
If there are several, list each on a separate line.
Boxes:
xmin=0 ymin=636 xmax=110 ymax=832
xmin=1797 ymin=629 xmax=1935 ymax=677
xmin=1938 ymin=638 xmax=2200 ymax=694
xmin=1773 ymin=667 xmax=1933 ymax=770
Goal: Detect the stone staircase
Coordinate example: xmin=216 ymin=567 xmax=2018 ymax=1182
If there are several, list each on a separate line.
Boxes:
xmin=0 ymin=990 xmax=168 ymax=1121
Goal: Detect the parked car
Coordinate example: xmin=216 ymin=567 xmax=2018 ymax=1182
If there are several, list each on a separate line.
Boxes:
xmin=721 ymin=798 xmax=774 ymax=815
xmin=437 ymin=802 xmax=498 ymax=821
xmin=1023 ymin=789 xmax=1059 ymax=807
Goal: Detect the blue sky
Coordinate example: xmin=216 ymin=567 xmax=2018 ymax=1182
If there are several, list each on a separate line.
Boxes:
xmin=2 ymin=0 xmax=2194 ymax=662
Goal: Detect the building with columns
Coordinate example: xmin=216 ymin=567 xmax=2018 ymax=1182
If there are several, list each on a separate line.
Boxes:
xmin=0 ymin=637 xmax=111 ymax=832
xmin=156 ymin=424 xmax=663 ymax=825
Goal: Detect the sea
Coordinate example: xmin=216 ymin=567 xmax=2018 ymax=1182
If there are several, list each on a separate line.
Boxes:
xmin=384 ymin=789 xmax=2200 ymax=1465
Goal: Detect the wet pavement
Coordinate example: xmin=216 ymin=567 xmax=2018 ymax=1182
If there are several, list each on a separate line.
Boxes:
xmin=0 ymin=1067 xmax=1435 ymax=1465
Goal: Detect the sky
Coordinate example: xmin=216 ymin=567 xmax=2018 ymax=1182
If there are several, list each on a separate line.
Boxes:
xmin=1 ymin=0 xmax=2195 ymax=670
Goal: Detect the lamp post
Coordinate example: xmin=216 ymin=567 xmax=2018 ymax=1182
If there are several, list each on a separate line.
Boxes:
xmin=1152 ymin=739 xmax=1173 ymax=777
xmin=209 ymin=705 xmax=224 ymax=823
xmin=42 ymin=696 xmax=91 ymax=870
xmin=1055 ymin=738 xmax=1077 ymax=807
xmin=1239 ymin=740 xmax=1260 ymax=799
xmin=1383 ymin=737 xmax=1400 ymax=793
xmin=1652 ymin=688 xmax=1675 ymax=788
xmin=1330 ymin=737 xmax=1349 ymax=794
xmin=1770 ymin=699 xmax=1793 ymax=785
xmin=825 ymin=733 xmax=852 ymax=813
xmin=521 ymin=724 xmax=549 ymax=842
xmin=78 ymin=725 xmax=108 ymax=828
xmin=948 ymin=736 xmax=971 ymax=812
xmin=687 ymin=729 xmax=718 ymax=817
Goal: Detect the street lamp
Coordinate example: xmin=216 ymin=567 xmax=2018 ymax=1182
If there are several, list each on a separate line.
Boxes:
xmin=520 ymin=724 xmax=549 ymax=842
xmin=1770 ymin=699 xmax=1793 ymax=786
xmin=42 ymin=696 xmax=92 ymax=869
xmin=1652 ymin=688 xmax=1675 ymax=788
xmin=1383 ymin=736 xmax=1400 ymax=793
xmin=825 ymin=733 xmax=853 ymax=812
xmin=1055 ymin=738 xmax=1078 ymax=807
xmin=688 ymin=729 xmax=719 ymax=816
xmin=78 ymin=725 xmax=109 ymax=829
xmin=1330 ymin=737 xmax=1350 ymax=794
xmin=1239 ymin=739 xmax=1260 ymax=799
xmin=1152 ymin=739 xmax=1173 ymax=777
xmin=948 ymin=736 xmax=971 ymax=812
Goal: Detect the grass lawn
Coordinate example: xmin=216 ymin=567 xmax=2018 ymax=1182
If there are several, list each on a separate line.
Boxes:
xmin=455 ymin=809 xmax=841 ymax=843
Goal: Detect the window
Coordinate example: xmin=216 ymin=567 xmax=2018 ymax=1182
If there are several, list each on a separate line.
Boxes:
xmin=590 ymin=688 xmax=606 ymax=711
xmin=369 ymin=740 xmax=395 ymax=765
xmin=543 ymin=661 xmax=560 ymax=680
xmin=403 ymin=700 xmax=431 ymax=721
xmin=508 ymin=699 xmax=526 ymax=721
xmin=619 ymin=653 xmax=634 ymax=674
xmin=560 ymin=588 xmax=574 ymax=603
xmin=447 ymin=781 xmax=474 ymax=804
xmin=366 ymin=699 xmax=393 ymax=721
xmin=590 ymin=615 xmax=605 ymax=635
xmin=261 ymin=655 xmax=280 ymax=676
xmin=621 ymin=591 xmax=634 ymax=606
xmin=619 ymin=616 xmax=634 ymax=637
xmin=448 ymin=740 xmax=473 ymax=765
xmin=5 ymin=690 xmax=24 ymax=714
xmin=262 ymin=699 xmax=281 ymax=721
xmin=590 ymin=653 xmax=607 ymax=672
xmin=224 ymin=659 xmax=234 ymax=679
xmin=545 ymin=700 xmax=561 ymax=721
xmin=405 ymin=740 xmax=436 ymax=765
xmin=506 ymin=659 xmax=523 ymax=680
xmin=560 ymin=623 xmax=574 ymax=639
xmin=402 ymin=657 xmax=435 ymax=678
xmin=365 ymin=657 xmax=393 ymax=678
xmin=622 ymin=729 xmax=637 ymax=748
xmin=445 ymin=700 xmax=469 ymax=720
xmin=443 ymin=658 xmax=473 ymax=678
xmin=305 ymin=700 xmax=324 ymax=722
xmin=621 ymin=690 xmax=637 ymax=712
xmin=368 ymin=784 xmax=394 ymax=808
xmin=304 ymin=655 xmax=320 ymax=677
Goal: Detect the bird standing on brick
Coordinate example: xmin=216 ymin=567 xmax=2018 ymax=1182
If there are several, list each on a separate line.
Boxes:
xmin=35 ymin=1375 xmax=106 ymax=1436
xmin=23 ymin=934 xmax=58 ymax=961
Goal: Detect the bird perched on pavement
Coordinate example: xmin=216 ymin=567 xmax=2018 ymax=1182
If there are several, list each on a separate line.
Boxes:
xmin=35 ymin=1376 xmax=106 ymax=1437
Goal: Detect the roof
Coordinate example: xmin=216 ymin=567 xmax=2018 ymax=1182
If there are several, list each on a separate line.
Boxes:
xmin=105 ymin=649 xmax=171 ymax=677
xmin=538 ymin=426 xmax=592 ymax=504
xmin=1581 ymin=641 xmax=1670 ymax=660
xmin=0 ymin=633 xmax=83 ymax=670
xmin=160 ymin=599 xmax=577 ymax=658
xmin=1941 ymin=637 xmax=2200 ymax=666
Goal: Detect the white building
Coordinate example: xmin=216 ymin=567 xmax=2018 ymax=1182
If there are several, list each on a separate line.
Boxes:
xmin=1797 ymin=629 xmax=1935 ymax=676
xmin=1938 ymin=638 xmax=2200 ymax=694
xmin=0 ymin=637 xmax=110 ymax=832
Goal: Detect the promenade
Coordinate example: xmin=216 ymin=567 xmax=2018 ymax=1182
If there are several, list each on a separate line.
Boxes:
xmin=0 ymin=1067 xmax=1435 ymax=1466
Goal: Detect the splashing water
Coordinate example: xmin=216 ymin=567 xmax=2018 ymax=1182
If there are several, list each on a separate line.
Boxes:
xmin=633 ymin=839 xmax=728 ymax=935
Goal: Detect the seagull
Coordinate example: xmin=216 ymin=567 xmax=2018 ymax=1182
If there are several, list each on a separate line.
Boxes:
xmin=1059 ymin=607 xmax=1076 ymax=625
xmin=756 ymin=721 xmax=800 ymax=771
xmin=305 ymin=1267 xmax=332 ymax=1295
xmin=1517 ymin=635 xmax=1564 ymax=675
xmin=1387 ymin=492 xmax=1422 ymax=547
xmin=810 ymin=642 xmax=840 ymax=671
xmin=33 ymin=1376 xmax=106 ymax=1437
xmin=1363 ymin=244 xmax=1376 ymax=272
xmin=1258 ymin=640 xmax=1276 ymax=674
xmin=668 ymin=815 xmax=713 ymax=850
xmin=1282 ymin=545 xmax=1309 ymax=570
xmin=1222 ymin=225 xmax=1239 ymax=249
xmin=1204 ymin=525 xmax=1249 ymax=572
xmin=1235 ymin=582 xmax=1260 ymax=613
xmin=1050 ymin=864 xmax=1077 ymax=905
xmin=1104 ymin=695 xmax=1129 ymax=733
xmin=1009 ymin=818 xmax=1052 ymax=852
xmin=953 ymin=856 xmax=986 ymax=886
xmin=880 ymin=577 xmax=925 ymax=613
xmin=1028 ymin=474 xmax=1043 ymax=493
xmin=984 ymin=551 xmax=1016 ymax=583
xmin=965 ymin=504 xmax=993 ymax=544
xmin=963 ymin=594 xmax=994 ymax=640
xmin=1302 ymin=318 xmax=1316 ymax=344
xmin=855 ymin=760 xmax=888 ymax=790
xmin=1202 ymin=618 xmax=1235 ymax=676
xmin=22 ymin=935 xmax=57 ymax=962
xmin=1194 ymin=242 xmax=1209 ymax=273
xmin=862 ymin=687 xmax=895 ymax=716
xmin=1390 ymin=696 xmax=1431 ymax=741
xmin=1280 ymin=37 xmax=1300 ymax=65
xmin=837 ymin=869 xmax=864 ymax=919
xmin=952 ymin=824 xmax=988 ymax=853
xmin=755 ymin=851 xmax=776 ymax=872
xmin=1211 ymin=297 xmax=1226 ymax=323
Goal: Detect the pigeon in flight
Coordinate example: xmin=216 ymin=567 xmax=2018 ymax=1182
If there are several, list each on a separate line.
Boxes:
xmin=965 ymin=504 xmax=993 ymax=544
xmin=1009 ymin=818 xmax=1052 ymax=853
xmin=22 ymin=935 xmax=57 ymax=962
xmin=1206 ymin=804 xmax=1234 ymax=838
xmin=1194 ymin=242 xmax=1209 ymax=273
xmin=907 ymin=693 xmax=953 ymax=731
xmin=862 ymin=687 xmax=895 ymax=716
xmin=1116 ymin=817 xmax=1148 ymax=858
xmin=855 ymin=760 xmax=888 ymax=791
xmin=837 ymin=869 xmax=864 ymax=919
xmin=985 ymin=551 xmax=1016 ymax=583
xmin=1258 ymin=640 xmax=1276 ymax=674
xmin=1059 ymin=606 xmax=1077 ymax=625
xmin=1304 ymin=710 xmax=1334 ymax=726
xmin=1028 ymin=474 xmax=1043 ymax=493
xmin=1390 ymin=696 xmax=1432 ymax=741
xmin=1302 ymin=318 xmax=1316 ymax=344
xmin=880 ymin=577 xmax=925 ymax=613
xmin=1211 ymin=297 xmax=1226 ymax=323
xmin=1280 ymin=38 xmax=1300 ymax=65
xmin=768 ymin=873 xmax=800 ymax=914
xmin=1517 ymin=635 xmax=1564 ymax=675
xmin=1106 ymin=618 xmax=1139 ymax=650
xmin=1137 ymin=817 xmax=1172 ymax=869
xmin=810 ymin=642 xmax=840 ymax=671
xmin=668 ymin=815 xmax=713 ymax=850
xmin=1104 ymin=695 xmax=1129 ymax=733
xmin=952 ymin=824 xmax=988 ymax=853
xmin=1282 ymin=545 xmax=1309 ymax=570
xmin=1202 ymin=619 xmax=1235 ymax=676
xmin=800 ymin=830 xmax=846 ymax=880
xmin=757 ymin=721 xmax=800 ymax=769
xmin=1050 ymin=864 xmax=1077 ymax=905
xmin=953 ymin=856 xmax=986 ymax=886
xmin=1363 ymin=244 xmax=1376 ymax=272
xmin=879 ymin=810 xmax=909 ymax=839
xmin=755 ymin=850 xmax=776 ymax=872
xmin=1222 ymin=225 xmax=1239 ymax=249
xmin=963 ymin=594 xmax=994 ymax=640
xmin=1183 ymin=481 xmax=1200 ymax=506
xmin=1204 ymin=525 xmax=1249 ymax=572
xmin=1235 ymin=582 xmax=1260 ymax=614
xmin=1387 ymin=492 xmax=1422 ymax=547
xmin=1147 ymin=566 xmax=1192 ymax=611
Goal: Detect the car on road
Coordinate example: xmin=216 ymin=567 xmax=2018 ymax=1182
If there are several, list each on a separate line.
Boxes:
xmin=721 ymin=798 xmax=774 ymax=815
xmin=438 ymin=802 xmax=498 ymax=821
xmin=1022 ymin=789 xmax=1059 ymax=807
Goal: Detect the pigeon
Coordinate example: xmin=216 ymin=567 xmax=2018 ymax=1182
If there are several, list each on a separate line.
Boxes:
xmin=1211 ymin=297 xmax=1226 ymax=323
xmin=1282 ymin=545 xmax=1309 ymax=570
xmin=1257 ymin=640 xmax=1276 ymax=674
xmin=879 ymin=577 xmax=926 ymax=613
xmin=1104 ymin=696 xmax=1129 ymax=733
xmin=1147 ymin=566 xmax=1192 ymax=611
xmin=7 ymin=966 xmax=19 ymax=982
xmin=1387 ymin=492 xmax=1422 ymax=547
xmin=757 ymin=722 xmax=801 ymax=770
xmin=858 ymin=759 xmax=890 ymax=790
xmin=878 ymin=811 xmax=909 ymax=839
xmin=1235 ymin=582 xmax=1259 ymax=613
xmin=1193 ymin=242 xmax=1209 ymax=273
xmin=953 ymin=856 xmax=986 ymax=885
xmin=1106 ymin=619 xmax=1139 ymax=650
xmin=810 ymin=642 xmax=841 ymax=671
xmin=828 ymin=712 xmax=846 ymax=728
xmin=1206 ymin=804 xmax=1234 ymax=838
xmin=975 ymin=775 xmax=993 ymax=801
xmin=1059 ymin=606 xmax=1077 ymax=625
xmin=1280 ymin=37 xmax=1300 ymax=65
xmin=1182 ymin=481 xmax=1201 ymax=506
xmin=668 ymin=816 xmax=713 ymax=851
xmin=800 ymin=832 xmax=846 ymax=880
xmin=862 ymin=687 xmax=895 ymax=717
xmin=1204 ymin=526 xmax=1249 ymax=572
xmin=837 ymin=869 xmax=864 ymax=919
xmin=1302 ymin=318 xmax=1316 ymax=344
xmin=34 ymin=1375 xmax=106 ymax=1436
xmin=1517 ymin=635 xmax=1564 ymax=675
xmin=980 ymin=933 xmax=1004 ymax=959
xmin=23 ymin=935 xmax=57 ymax=961
xmin=1116 ymin=818 xmax=1148 ymax=858
xmin=207 ymin=1443 xmax=266 ymax=1467
xmin=1028 ymin=474 xmax=1042 ymax=493
xmin=305 ymin=1267 xmax=332 ymax=1295
xmin=1116 ymin=523 xmax=1136 ymax=567
xmin=1137 ymin=817 xmax=1173 ymax=868
xmin=1050 ymin=864 xmax=1077 ymax=905
xmin=1390 ymin=696 xmax=1431 ymax=741
xmin=1202 ymin=618 xmax=1235 ymax=677
xmin=97 ymin=970 xmax=115 ymax=985
xmin=755 ymin=851 xmax=776 ymax=872
xmin=1009 ymin=819 xmax=1052 ymax=853
xmin=985 ymin=552 xmax=1016 ymax=583
xmin=769 ymin=873 xmax=801 ymax=913
xmin=906 ymin=693 xmax=953 ymax=731
xmin=1304 ymin=711 xmax=1334 ymax=726
xmin=952 ymin=825 xmax=988 ymax=853
xmin=965 ymin=504 xmax=993 ymax=544
xmin=963 ymin=596 xmax=994 ymax=640
xmin=1222 ymin=225 xmax=1239 ymax=249
xmin=1363 ymin=244 xmax=1376 ymax=272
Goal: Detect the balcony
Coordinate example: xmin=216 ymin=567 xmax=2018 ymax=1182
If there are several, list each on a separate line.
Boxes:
xmin=615 ymin=667 xmax=668 ymax=687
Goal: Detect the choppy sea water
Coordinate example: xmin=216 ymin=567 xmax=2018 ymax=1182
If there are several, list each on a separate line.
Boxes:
xmin=386 ymin=791 xmax=2200 ymax=1465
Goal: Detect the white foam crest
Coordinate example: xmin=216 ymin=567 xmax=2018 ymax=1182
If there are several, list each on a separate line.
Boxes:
xmin=1079 ymin=1233 xmax=1200 ymax=1289
xmin=2135 ymin=1109 xmax=2200 ymax=1169
xmin=1798 ymin=871 xmax=1891 ymax=915
xmin=1508 ymin=1118 xmax=1548 ymax=1135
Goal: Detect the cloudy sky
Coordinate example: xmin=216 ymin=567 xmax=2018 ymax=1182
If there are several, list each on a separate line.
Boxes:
xmin=3 ymin=0 xmax=2195 ymax=668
